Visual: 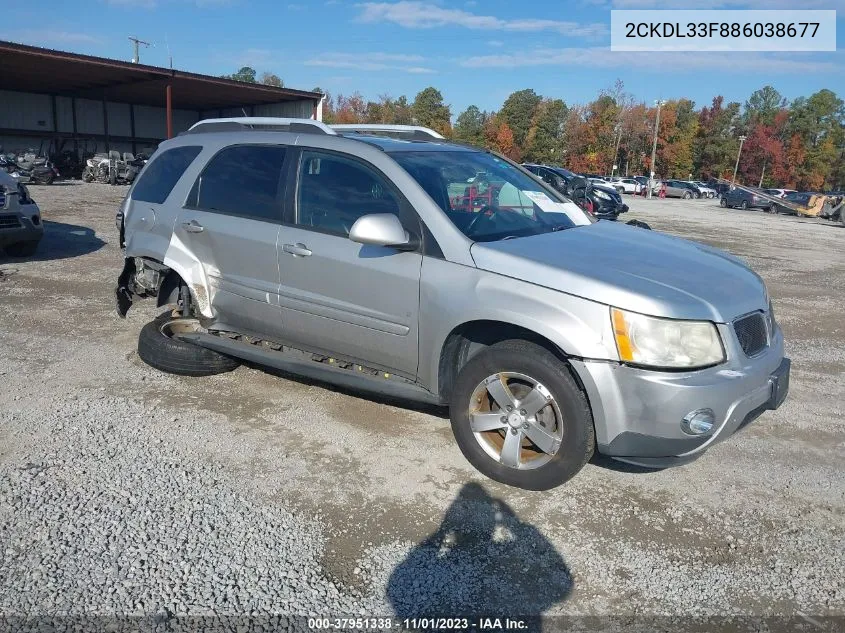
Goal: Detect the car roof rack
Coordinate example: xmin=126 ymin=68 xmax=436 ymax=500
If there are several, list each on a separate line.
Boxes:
xmin=330 ymin=124 xmax=445 ymax=141
xmin=187 ymin=117 xmax=337 ymax=136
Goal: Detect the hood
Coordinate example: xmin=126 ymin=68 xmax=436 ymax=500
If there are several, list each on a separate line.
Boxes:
xmin=470 ymin=221 xmax=767 ymax=322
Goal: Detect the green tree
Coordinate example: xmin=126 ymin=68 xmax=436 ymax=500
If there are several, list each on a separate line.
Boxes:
xmin=524 ymin=99 xmax=568 ymax=164
xmin=412 ymin=87 xmax=451 ymax=136
xmin=786 ymin=89 xmax=845 ymax=188
xmin=499 ymin=89 xmax=542 ymax=151
xmin=223 ymin=66 xmax=257 ymax=83
xmin=393 ymin=96 xmax=413 ymax=125
xmin=260 ymin=72 xmax=283 ymax=87
xmin=744 ymin=85 xmax=785 ymax=126
xmin=454 ymin=105 xmax=487 ymax=146
xmin=694 ymin=96 xmax=741 ymax=179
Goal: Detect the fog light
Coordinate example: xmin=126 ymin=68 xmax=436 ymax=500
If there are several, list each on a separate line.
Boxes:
xmin=681 ymin=409 xmax=715 ymax=436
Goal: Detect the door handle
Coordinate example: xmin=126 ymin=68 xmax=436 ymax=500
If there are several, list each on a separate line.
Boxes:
xmin=283 ymin=243 xmax=312 ymax=257
xmin=181 ymin=220 xmax=204 ymax=233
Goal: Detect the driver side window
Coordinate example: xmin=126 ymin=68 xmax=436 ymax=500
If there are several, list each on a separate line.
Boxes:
xmin=296 ymin=151 xmax=401 ymax=237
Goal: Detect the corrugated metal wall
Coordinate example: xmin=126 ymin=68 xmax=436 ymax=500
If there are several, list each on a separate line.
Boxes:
xmin=1 ymin=88 xmax=317 ymax=157
xmin=199 ymin=100 xmax=315 ymax=121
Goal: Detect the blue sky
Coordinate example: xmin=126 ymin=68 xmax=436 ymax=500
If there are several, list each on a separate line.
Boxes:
xmin=1 ymin=1 xmax=843 ymax=116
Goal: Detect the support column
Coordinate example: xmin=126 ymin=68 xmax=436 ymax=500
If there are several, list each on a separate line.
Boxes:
xmin=166 ymin=83 xmax=173 ymax=139
xmin=50 ymin=95 xmax=59 ymax=155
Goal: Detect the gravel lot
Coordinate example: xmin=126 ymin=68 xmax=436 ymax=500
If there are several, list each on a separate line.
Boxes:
xmin=1 ymin=183 xmax=843 ymax=625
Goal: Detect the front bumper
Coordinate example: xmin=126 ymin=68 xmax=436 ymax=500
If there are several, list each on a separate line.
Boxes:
xmin=0 ymin=209 xmax=43 ymax=248
xmin=571 ymin=325 xmax=789 ymax=468
xmin=594 ymin=200 xmax=629 ymax=219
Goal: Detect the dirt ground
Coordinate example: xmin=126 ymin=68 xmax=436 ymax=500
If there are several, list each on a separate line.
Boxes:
xmin=0 ymin=182 xmax=843 ymax=623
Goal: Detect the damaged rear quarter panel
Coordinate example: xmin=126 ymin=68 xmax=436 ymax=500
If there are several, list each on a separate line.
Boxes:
xmin=121 ymin=139 xmax=216 ymax=318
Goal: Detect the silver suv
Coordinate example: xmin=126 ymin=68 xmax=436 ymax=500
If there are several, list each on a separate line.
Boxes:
xmin=115 ymin=118 xmax=789 ymax=490
xmin=0 ymin=171 xmax=43 ymax=257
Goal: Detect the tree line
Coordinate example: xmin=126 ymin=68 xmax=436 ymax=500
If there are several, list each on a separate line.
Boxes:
xmin=313 ymin=81 xmax=845 ymax=191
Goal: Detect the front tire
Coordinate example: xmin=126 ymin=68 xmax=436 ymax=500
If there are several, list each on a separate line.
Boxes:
xmin=449 ymin=340 xmax=594 ymax=491
xmin=683 ymin=191 xmax=692 ymax=199
xmin=741 ymin=200 xmax=748 ymax=210
xmin=138 ymin=313 xmax=240 ymax=377
xmin=720 ymin=197 xmax=728 ymax=208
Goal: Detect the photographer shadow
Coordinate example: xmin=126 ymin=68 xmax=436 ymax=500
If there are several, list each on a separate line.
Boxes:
xmin=387 ymin=483 xmax=571 ymax=628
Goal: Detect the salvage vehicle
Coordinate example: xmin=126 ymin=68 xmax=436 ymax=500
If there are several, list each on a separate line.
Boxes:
xmin=523 ymin=164 xmax=630 ymax=221
xmin=82 ymin=151 xmax=142 ymax=185
xmin=0 ymin=150 xmax=58 ymax=185
xmin=0 ymin=170 xmax=43 ymax=257
xmin=115 ymin=118 xmax=790 ymax=491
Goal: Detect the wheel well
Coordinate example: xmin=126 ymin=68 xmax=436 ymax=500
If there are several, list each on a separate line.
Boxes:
xmin=438 ymin=320 xmax=573 ymax=401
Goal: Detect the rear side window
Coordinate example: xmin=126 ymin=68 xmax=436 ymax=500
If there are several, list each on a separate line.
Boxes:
xmin=132 ymin=146 xmax=202 ymax=204
xmin=187 ymin=145 xmax=286 ymax=222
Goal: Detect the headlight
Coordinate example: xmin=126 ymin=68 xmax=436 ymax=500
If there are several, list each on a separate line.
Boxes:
xmin=611 ymin=308 xmax=725 ymax=369
xmin=593 ymin=189 xmax=612 ymax=200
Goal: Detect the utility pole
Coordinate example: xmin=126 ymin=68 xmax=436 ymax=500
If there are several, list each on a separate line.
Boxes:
xmin=758 ymin=159 xmax=766 ymax=188
xmin=647 ymin=100 xmax=665 ymax=199
xmin=610 ymin=123 xmax=622 ymax=176
xmin=129 ymin=36 xmax=150 ymax=64
xmin=732 ymin=134 xmax=747 ymax=185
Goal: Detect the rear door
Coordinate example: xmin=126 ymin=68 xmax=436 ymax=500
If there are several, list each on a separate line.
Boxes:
xmin=175 ymin=144 xmax=288 ymax=337
xmin=276 ymin=148 xmax=423 ymax=377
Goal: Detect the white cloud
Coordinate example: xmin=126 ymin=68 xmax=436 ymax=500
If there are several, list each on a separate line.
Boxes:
xmin=305 ymin=52 xmax=436 ymax=73
xmin=488 ymin=40 xmax=505 ymax=47
xmin=460 ymin=47 xmax=840 ymax=74
xmin=356 ymin=2 xmax=607 ymax=38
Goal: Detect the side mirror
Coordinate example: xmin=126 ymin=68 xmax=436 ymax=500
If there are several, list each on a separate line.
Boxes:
xmin=349 ymin=213 xmax=415 ymax=250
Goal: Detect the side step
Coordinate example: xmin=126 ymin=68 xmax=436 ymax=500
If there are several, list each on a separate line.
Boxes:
xmin=177 ymin=332 xmax=445 ymax=407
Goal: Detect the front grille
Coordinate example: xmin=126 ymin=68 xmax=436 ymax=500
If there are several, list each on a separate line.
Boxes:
xmin=734 ymin=312 xmax=768 ymax=357
xmin=0 ymin=191 xmax=5 ymax=209
xmin=0 ymin=214 xmax=22 ymax=229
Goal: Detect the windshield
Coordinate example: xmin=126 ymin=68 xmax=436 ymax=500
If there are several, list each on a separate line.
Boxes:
xmin=391 ymin=150 xmax=591 ymax=242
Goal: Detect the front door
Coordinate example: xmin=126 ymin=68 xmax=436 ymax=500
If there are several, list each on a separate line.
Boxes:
xmin=174 ymin=144 xmax=288 ymax=337
xmin=277 ymin=149 xmax=423 ymax=378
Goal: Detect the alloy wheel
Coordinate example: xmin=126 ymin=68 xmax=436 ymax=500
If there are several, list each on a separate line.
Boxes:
xmin=468 ymin=372 xmax=564 ymax=470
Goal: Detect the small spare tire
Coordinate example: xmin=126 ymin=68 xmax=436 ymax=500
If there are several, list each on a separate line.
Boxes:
xmin=138 ymin=313 xmax=240 ymax=377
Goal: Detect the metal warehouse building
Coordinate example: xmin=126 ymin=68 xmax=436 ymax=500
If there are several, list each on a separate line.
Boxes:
xmin=0 ymin=40 xmax=324 ymax=158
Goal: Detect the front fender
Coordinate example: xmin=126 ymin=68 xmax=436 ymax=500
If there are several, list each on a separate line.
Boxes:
xmin=417 ymin=258 xmax=618 ymax=394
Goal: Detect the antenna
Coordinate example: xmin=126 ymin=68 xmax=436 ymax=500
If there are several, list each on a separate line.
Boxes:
xmin=128 ymin=36 xmax=150 ymax=63
xmin=165 ymin=33 xmax=172 ymax=69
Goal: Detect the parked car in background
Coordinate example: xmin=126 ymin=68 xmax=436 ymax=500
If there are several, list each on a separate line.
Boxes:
xmin=116 ymin=118 xmax=789 ymax=491
xmin=708 ymin=181 xmax=733 ymax=197
xmin=691 ymin=182 xmax=717 ymax=198
xmin=663 ymin=180 xmax=702 ymax=199
xmin=721 ymin=187 xmax=773 ymax=211
xmin=523 ymin=164 xmax=629 ymax=220
xmin=0 ymin=170 xmax=43 ymax=257
xmin=607 ymin=177 xmax=642 ymax=194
